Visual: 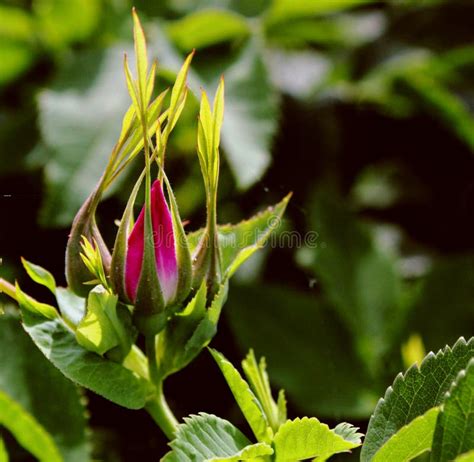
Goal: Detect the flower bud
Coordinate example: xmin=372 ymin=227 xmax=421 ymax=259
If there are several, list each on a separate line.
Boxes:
xmin=66 ymin=183 xmax=111 ymax=297
xmin=111 ymin=176 xmax=192 ymax=336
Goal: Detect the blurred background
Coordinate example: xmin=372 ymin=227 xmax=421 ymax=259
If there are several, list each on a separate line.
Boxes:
xmin=1 ymin=0 xmax=474 ymax=460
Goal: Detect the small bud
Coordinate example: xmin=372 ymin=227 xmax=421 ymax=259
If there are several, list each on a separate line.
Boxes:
xmin=66 ymin=184 xmax=111 ymax=297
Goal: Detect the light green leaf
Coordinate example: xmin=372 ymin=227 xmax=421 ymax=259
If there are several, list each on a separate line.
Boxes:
xmin=455 ymin=451 xmax=474 ymax=462
xmin=242 ymin=350 xmax=284 ymax=432
xmin=0 ymin=5 xmax=35 ymax=85
xmin=0 ymin=437 xmax=7 ymax=462
xmin=164 ymin=413 xmax=273 ymax=462
xmin=188 ymin=194 xmax=290 ymax=277
xmin=166 ymin=9 xmax=250 ymax=51
xmin=361 ymin=337 xmax=474 ymax=462
xmin=432 ymin=359 xmax=474 ymax=462
xmin=21 ymin=258 xmax=56 ymax=294
xmin=210 ymin=349 xmax=272 ymax=443
xmin=21 ymin=310 xmax=149 ymax=409
xmin=16 ymin=282 xmax=58 ymax=320
xmin=0 ymin=390 xmax=62 ymax=462
xmin=265 ymin=0 xmax=373 ymax=25
xmin=38 ymin=46 xmax=131 ymax=226
xmin=151 ymin=28 xmax=278 ymax=189
xmin=75 ymin=285 xmax=120 ymax=355
xmin=132 ymin=8 xmax=148 ymax=107
xmin=310 ymin=189 xmax=404 ymax=370
xmin=273 ymin=417 xmax=361 ymax=462
xmin=55 ymin=287 xmax=85 ymax=327
xmin=372 ymin=407 xmax=439 ymax=462
xmin=0 ymin=315 xmax=89 ymax=462
xmin=34 ymin=0 xmax=101 ymax=49
xmin=226 ymin=284 xmax=376 ymax=419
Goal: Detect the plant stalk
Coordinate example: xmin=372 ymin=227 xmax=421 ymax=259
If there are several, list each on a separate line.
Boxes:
xmin=146 ymin=382 xmax=179 ymax=440
xmin=0 ymin=278 xmax=17 ymax=301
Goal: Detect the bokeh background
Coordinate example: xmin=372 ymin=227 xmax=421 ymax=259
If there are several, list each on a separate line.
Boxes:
xmin=1 ymin=0 xmax=474 ymax=460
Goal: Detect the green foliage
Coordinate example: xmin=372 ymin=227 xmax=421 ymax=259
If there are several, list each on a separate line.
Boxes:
xmin=361 ymin=338 xmax=474 ymax=461
xmin=226 ymin=284 xmax=376 ymax=418
xmin=273 ymin=417 xmax=361 ymax=462
xmin=371 ymin=408 xmax=439 ymax=462
xmin=432 ymin=359 xmax=474 ymax=462
xmin=188 ymin=193 xmax=291 ymax=277
xmin=166 ymin=9 xmax=250 ymax=51
xmin=0 ymin=390 xmax=62 ymax=462
xmin=210 ymin=348 xmax=273 ymax=443
xmin=21 ymin=309 xmax=150 ymax=409
xmin=162 ymin=413 xmax=273 ymax=462
xmin=0 ymin=315 xmax=89 ymax=461
xmin=311 ymin=189 xmax=404 ymax=371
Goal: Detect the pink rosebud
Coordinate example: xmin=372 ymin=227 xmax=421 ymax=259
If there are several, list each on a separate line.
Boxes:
xmin=125 ymin=180 xmax=178 ymax=304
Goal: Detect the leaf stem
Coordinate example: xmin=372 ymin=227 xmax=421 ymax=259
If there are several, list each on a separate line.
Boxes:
xmin=0 ymin=278 xmax=17 ymax=301
xmin=145 ymin=382 xmax=179 ymax=440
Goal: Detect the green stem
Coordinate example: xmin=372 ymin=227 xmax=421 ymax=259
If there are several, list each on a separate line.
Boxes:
xmin=145 ymin=335 xmax=179 ymax=440
xmin=146 ymin=382 xmax=179 ymax=440
xmin=0 ymin=278 xmax=17 ymax=301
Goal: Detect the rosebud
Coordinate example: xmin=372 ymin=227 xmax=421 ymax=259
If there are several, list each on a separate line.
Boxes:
xmin=111 ymin=174 xmax=192 ymax=336
xmin=126 ymin=179 xmax=178 ymax=304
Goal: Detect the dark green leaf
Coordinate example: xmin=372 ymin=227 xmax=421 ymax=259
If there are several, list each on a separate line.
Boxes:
xmin=361 ymin=337 xmax=474 ymax=461
xmin=21 ymin=310 xmax=149 ymax=409
xmin=0 ymin=315 xmax=89 ymax=462
xmin=310 ymin=189 xmax=404 ymax=370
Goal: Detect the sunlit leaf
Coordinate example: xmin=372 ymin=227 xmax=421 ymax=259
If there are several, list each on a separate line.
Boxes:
xmin=166 ymin=9 xmax=250 ymax=51
xmin=273 ymin=417 xmax=361 ymax=462
xmin=210 ymin=349 xmax=272 ymax=443
xmin=372 ymin=407 xmax=439 ymax=462
xmin=0 ymin=390 xmax=62 ymax=462
xmin=432 ymin=359 xmax=474 ymax=462
xmin=361 ymin=337 xmax=474 ymax=461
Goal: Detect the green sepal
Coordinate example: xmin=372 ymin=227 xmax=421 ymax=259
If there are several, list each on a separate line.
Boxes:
xmin=15 ymin=282 xmax=58 ymax=320
xmin=65 ymin=180 xmax=111 ymax=297
xmin=162 ymin=172 xmax=192 ymax=306
xmin=156 ymin=282 xmax=208 ymax=378
xmin=189 ymin=193 xmax=291 ymax=279
xmin=156 ymin=280 xmax=228 ymax=379
xmin=110 ymin=171 xmax=145 ymax=303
